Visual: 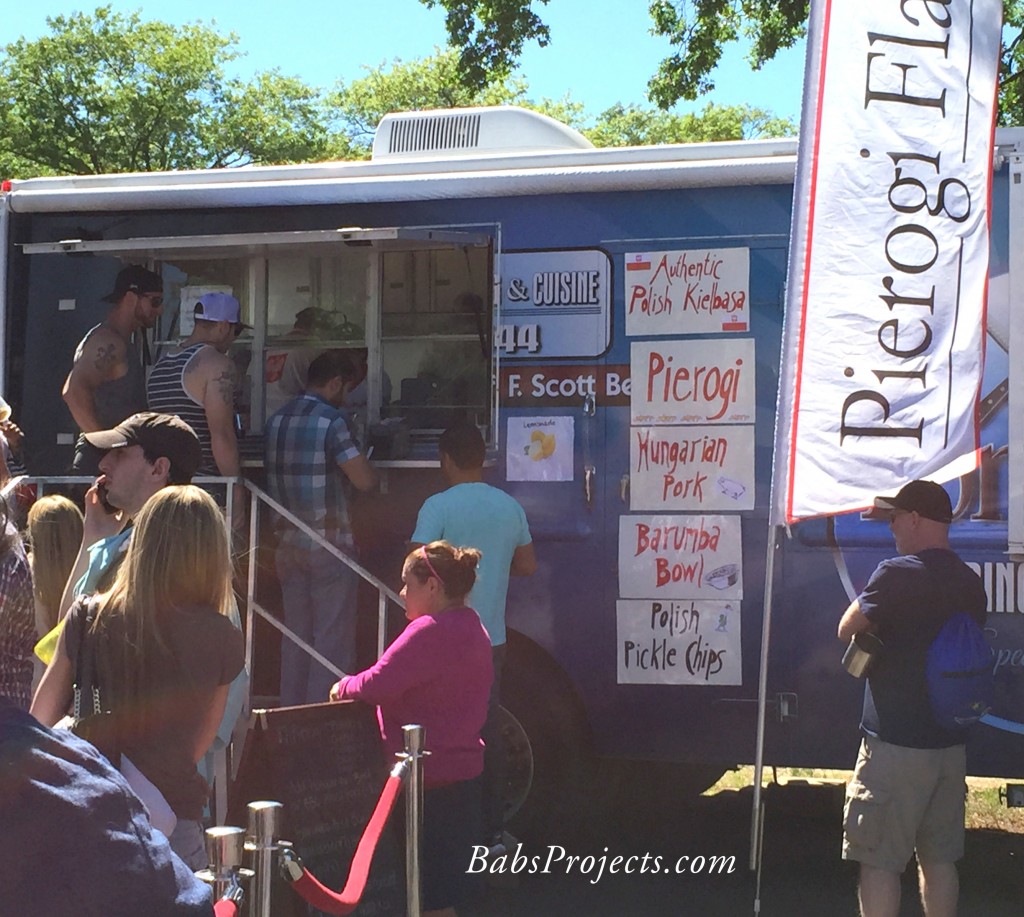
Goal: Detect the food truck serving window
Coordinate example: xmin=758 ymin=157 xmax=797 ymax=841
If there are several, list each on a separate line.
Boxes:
xmin=24 ymin=226 xmax=499 ymax=453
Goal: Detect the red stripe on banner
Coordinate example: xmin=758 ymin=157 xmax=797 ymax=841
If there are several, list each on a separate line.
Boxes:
xmin=786 ymin=0 xmax=835 ymax=524
xmin=976 ymin=66 xmax=1001 ymax=454
xmin=626 ymin=261 xmax=651 ymax=271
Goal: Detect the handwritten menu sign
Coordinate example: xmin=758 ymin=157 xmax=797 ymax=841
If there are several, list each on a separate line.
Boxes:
xmin=229 ymin=702 xmax=405 ymax=917
xmin=618 ymin=514 xmax=742 ymax=600
xmin=630 ymin=339 xmax=755 ymax=426
xmin=624 ymin=248 xmax=749 ymax=336
xmin=616 ymin=598 xmax=741 ymax=685
xmin=630 ymin=425 xmax=755 ymax=511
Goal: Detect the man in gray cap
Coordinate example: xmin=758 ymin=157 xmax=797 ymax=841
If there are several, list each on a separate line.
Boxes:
xmin=63 ymin=265 xmax=165 ymax=474
xmin=837 ymin=480 xmax=987 ymax=917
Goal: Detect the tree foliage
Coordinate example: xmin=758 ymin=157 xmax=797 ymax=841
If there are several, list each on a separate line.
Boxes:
xmin=0 ymin=7 xmax=799 ymax=179
xmin=0 ymin=6 xmax=333 ymax=177
xmin=584 ymin=102 xmax=794 ymax=146
xmin=427 ymin=0 xmax=1024 ymax=119
xmin=1000 ymin=2 xmax=1024 ymax=126
xmin=326 ymin=49 xmax=531 ymax=155
xmin=328 ymin=51 xmax=792 ymax=159
xmin=421 ymin=0 xmax=551 ymax=88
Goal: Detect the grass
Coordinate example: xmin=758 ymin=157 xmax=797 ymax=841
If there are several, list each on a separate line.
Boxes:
xmin=706 ymin=766 xmax=1024 ymax=832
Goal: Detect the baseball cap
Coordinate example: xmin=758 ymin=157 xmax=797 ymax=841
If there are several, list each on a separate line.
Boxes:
xmin=872 ymin=480 xmax=953 ymax=524
xmin=194 ymin=292 xmax=249 ymax=328
xmin=101 ymin=265 xmax=163 ymax=304
xmin=84 ymin=413 xmax=202 ymax=481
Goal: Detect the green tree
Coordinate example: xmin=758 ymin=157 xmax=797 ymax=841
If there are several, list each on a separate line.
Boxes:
xmin=425 ymin=0 xmax=1023 ymax=118
xmin=421 ymin=0 xmax=552 ymax=88
xmin=1000 ymin=2 xmax=1024 ymax=126
xmin=585 ymin=102 xmax=795 ymax=146
xmin=326 ymin=49 xmax=594 ymax=158
xmin=0 ymin=6 xmax=333 ymax=178
xmin=327 ymin=51 xmax=790 ymax=159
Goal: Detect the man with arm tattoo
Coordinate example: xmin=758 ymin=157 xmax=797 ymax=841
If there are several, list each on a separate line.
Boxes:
xmin=146 ymin=293 xmax=247 ymax=486
xmin=63 ymin=265 xmax=164 ymax=474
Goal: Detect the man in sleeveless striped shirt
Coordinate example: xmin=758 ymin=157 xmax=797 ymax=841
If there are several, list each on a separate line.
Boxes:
xmin=147 ymin=293 xmax=247 ymax=488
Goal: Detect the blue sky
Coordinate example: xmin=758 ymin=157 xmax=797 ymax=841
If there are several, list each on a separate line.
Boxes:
xmin=2 ymin=2 xmax=807 ymax=123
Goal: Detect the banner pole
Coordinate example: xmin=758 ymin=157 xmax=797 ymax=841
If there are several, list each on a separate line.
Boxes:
xmin=750 ymin=524 xmax=782 ymax=873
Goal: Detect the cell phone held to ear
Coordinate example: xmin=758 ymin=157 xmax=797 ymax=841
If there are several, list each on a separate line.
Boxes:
xmin=95 ymin=482 xmax=117 ymax=514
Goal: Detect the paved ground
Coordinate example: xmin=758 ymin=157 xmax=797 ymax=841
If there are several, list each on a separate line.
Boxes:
xmin=462 ymin=774 xmax=1024 ymax=916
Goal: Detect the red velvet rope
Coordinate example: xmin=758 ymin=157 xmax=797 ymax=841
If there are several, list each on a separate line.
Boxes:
xmin=288 ymin=772 xmax=404 ymax=916
xmin=212 ymin=900 xmax=238 ymax=917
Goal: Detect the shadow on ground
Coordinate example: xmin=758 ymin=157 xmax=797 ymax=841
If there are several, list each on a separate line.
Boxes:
xmin=464 ymin=765 xmax=1024 ymax=916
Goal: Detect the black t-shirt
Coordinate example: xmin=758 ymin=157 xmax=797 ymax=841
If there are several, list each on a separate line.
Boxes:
xmin=858 ymin=548 xmax=987 ymax=748
xmin=65 ymin=597 xmax=245 ymax=819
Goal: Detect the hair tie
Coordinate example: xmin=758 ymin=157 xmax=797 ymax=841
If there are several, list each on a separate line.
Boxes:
xmin=419 ymin=545 xmax=445 ymax=584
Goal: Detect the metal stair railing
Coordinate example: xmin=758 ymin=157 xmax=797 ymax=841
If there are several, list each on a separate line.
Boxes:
xmin=239 ymin=478 xmax=404 ymax=685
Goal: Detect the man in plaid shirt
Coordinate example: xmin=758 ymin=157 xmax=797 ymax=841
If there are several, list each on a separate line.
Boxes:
xmin=265 ymin=350 xmax=376 ymax=706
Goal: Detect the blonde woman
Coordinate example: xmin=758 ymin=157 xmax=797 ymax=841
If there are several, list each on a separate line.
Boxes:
xmin=27 ymin=495 xmax=84 ymax=633
xmin=31 ymin=485 xmax=244 ymax=868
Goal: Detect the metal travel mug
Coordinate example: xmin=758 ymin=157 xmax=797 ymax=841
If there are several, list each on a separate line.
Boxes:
xmin=842 ymin=632 xmax=883 ymax=678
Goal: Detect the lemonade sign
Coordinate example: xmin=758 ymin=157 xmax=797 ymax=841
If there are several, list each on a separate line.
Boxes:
xmin=506 ymin=416 xmax=575 ymax=482
xmin=526 ymin=428 xmax=557 ymax=461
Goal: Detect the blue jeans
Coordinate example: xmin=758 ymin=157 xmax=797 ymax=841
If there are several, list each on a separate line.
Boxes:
xmin=275 ymin=542 xmax=359 ymax=706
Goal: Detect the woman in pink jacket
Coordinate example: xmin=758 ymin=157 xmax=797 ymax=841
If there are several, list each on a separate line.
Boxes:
xmin=330 ymin=540 xmax=492 ymax=917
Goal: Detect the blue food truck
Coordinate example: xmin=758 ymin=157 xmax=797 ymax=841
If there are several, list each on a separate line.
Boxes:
xmin=3 ymin=106 xmax=1022 ymax=823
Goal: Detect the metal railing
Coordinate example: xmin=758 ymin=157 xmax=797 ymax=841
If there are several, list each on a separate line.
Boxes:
xmin=240 ymin=477 xmax=404 ymax=686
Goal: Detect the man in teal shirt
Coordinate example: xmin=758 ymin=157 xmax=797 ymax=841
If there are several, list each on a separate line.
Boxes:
xmin=410 ymin=424 xmax=536 ymax=849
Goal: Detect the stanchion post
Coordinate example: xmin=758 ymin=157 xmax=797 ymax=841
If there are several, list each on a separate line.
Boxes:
xmin=403 ymin=725 xmax=425 ymax=917
xmin=197 ymin=826 xmax=252 ymax=902
xmin=246 ymin=800 xmax=283 ymax=917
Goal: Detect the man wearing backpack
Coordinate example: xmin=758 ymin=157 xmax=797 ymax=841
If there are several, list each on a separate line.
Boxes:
xmin=838 ymin=479 xmax=987 ymax=917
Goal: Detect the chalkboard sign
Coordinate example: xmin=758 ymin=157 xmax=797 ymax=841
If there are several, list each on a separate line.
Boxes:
xmin=229 ymin=702 xmax=406 ymax=917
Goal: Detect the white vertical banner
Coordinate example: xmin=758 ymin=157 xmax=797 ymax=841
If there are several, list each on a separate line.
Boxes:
xmin=773 ymin=0 xmax=1002 ymax=524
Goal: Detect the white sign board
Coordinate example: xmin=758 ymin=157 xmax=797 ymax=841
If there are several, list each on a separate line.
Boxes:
xmin=617 ymin=598 xmax=741 ymax=685
xmin=506 ymin=416 xmax=575 ymax=482
xmin=618 ymin=514 xmax=742 ymax=600
xmin=625 ymin=248 xmax=749 ymax=336
xmin=500 ymin=249 xmax=612 ymax=358
xmin=630 ymin=425 xmax=754 ymax=511
xmin=630 ymin=339 xmax=755 ymax=426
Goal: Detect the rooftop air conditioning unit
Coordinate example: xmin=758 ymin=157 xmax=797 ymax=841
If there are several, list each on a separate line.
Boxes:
xmin=372 ymin=105 xmax=594 ymax=160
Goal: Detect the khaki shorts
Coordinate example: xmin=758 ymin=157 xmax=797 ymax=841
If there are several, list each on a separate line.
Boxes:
xmin=842 ymin=735 xmax=966 ymax=872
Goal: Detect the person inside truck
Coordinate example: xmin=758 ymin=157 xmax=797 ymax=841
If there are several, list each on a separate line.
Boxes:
xmin=63 ymin=264 xmax=164 ymax=475
xmin=264 ymin=305 xmax=329 ymax=417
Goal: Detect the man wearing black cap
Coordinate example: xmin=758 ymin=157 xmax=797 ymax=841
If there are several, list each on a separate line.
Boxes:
xmin=62 ymin=264 xmax=165 ymax=474
xmin=53 ymin=412 xmax=202 ymax=622
xmin=837 ymin=480 xmax=987 ymax=917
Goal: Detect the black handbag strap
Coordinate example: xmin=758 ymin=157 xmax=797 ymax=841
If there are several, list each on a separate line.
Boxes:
xmin=72 ymin=599 xmax=102 ymax=719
